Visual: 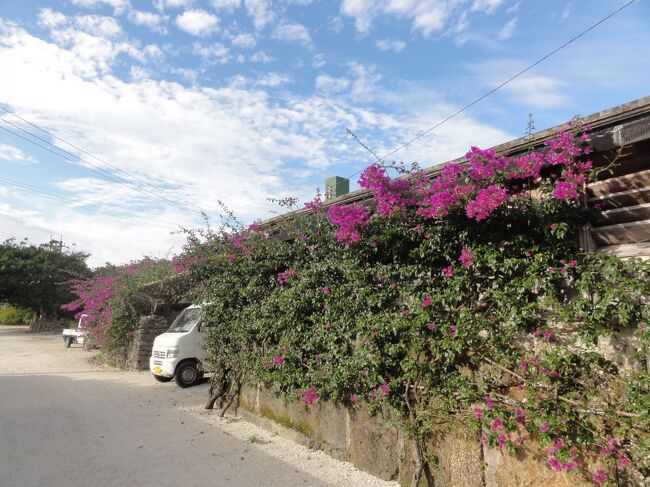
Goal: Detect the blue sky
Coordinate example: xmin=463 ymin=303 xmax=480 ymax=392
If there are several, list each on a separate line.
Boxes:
xmin=0 ymin=0 xmax=648 ymax=265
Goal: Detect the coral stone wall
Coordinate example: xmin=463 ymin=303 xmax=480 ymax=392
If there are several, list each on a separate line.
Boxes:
xmin=126 ymin=315 xmax=171 ymax=370
xmin=235 ymin=384 xmax=596 ymax=487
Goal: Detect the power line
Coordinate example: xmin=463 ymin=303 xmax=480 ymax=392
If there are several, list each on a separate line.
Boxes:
xmin=0 ymin=111 xmax=207 ymax=217
xmin=0 ymin=105 xmax=207 ymax=215
xmin=0 ymin=176 xmax=183 ymax=228
xmin=0 ymin=119 xmax=188 ymax=216
xmin=0 ymin=178 xmax=181 ymax=231
xmin=0 ymin=117 xmax=203 ymax=218
xmin=346 ymin=0 xmax=638 ymax=179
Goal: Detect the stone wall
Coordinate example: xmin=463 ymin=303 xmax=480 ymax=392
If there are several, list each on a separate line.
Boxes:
xmin=28 ymin=317 xmax=69 ymax=333
xmin=126 ymin=315 xmax=171 ymax=370
xmin=235 ymin=384 xmax=594 ymax=487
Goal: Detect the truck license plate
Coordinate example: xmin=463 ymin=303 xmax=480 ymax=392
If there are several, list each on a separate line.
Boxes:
xmin=153 ymin=366 xmax=162 ymax=375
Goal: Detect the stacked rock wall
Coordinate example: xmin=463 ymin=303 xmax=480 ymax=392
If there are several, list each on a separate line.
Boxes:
xmin=126 ymin=315 xmax=171 ymax=370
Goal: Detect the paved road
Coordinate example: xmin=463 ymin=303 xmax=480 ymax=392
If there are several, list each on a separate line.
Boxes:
xmin=0 ymin=327 xmax=334 ymax=487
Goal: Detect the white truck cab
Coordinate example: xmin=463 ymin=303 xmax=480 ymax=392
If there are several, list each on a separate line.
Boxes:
xmin=149 ymin=304 xmax=207 ymax=388
xmin=62 ymin=314 xmax=87 ymax=348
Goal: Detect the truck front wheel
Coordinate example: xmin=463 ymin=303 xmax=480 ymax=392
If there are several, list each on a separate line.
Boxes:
xmin=175 ymin=361 xmax=199 ymax=388
xmin=64 ymin=337 xmax=73 ymax=348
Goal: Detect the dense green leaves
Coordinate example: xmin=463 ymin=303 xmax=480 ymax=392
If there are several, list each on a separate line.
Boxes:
xmin=179 ymin=186 xmax=650 ymax=485
xmin=0 ymin=238 xmax=90 ymax=317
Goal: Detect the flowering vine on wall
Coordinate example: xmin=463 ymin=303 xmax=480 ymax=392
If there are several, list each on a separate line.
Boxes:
xmin=67 ymin=123 xmax=650 ymax=487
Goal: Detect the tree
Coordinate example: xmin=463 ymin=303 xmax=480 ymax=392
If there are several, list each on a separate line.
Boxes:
xmin=0 ymin=238 xmax=91 ymax=318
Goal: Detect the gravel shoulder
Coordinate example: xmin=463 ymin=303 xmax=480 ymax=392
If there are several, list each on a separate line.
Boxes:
xmin=0 ymin=326 xmax=398 ymax=487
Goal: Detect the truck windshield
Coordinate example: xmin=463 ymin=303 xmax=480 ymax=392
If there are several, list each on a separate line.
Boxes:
xmin=167 ymin=307 xmax=202 ymax=333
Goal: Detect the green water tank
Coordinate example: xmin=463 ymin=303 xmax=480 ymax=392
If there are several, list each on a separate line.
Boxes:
xmin=325 ymin=176 xmax=349 ymax=200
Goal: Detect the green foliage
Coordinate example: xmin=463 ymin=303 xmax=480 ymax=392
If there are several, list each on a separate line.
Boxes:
xmin=104 ymin=259 xmax=178 ymax=365
xmin=180 ymin=188 xmax=650 ymax=484
xmin=0 ymin=304 xmax=36 ymax=325
xmin=0 ymin=238 xmax=90 ymax=318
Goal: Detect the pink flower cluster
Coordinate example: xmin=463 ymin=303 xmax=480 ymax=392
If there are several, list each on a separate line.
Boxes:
xmin=546 ymin=439 xmax=581 ymax=473
xmin=327 ymin=204 xmax=370 ymax=244
xmin=304 ymin=191 xmax=324 ymax=213
xmin=599 ymin=438 xmax=631 ymax=469
xmin=465 ymin=185 xmax=509 ymax=221
xmin=301 ymin=386 xmax=319 ymax=406
xmin=592 ymin=469 xmax=608 ymax=485
xmin=171 ymin=254 xmax=200 ymax=274
xmin=349 ymin=126 xmax=592 ymax=232
xmin=62 ymin=272 xmax=119 ymax=345
xmin=277 ymin=268 xmax=297 ymax=285
xmin=458 ymin=248 xmax=475 ymax=268
xmin=359 ymin=165 xmax=410 ymax=217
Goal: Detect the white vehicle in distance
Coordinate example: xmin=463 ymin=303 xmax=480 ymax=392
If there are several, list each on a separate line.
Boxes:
xmin=150 ymin=304 xmax=207 ymax=388
xmin=62 ymin=314 xmax=87 ymax=348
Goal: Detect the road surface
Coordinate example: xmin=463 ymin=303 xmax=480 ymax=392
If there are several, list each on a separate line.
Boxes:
xmin=0 ymin=326 xmax=395 ymax=487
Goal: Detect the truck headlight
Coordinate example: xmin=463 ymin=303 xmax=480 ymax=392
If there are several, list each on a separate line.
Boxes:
xmin=166 ymin=347 xmax=180 ymax=358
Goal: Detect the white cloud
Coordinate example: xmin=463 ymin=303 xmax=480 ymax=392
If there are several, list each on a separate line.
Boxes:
xmin=272 ymin=22 xmax=311 ymax=45
xmin=470 ymin=0 xmax=504 ymax=14
xmin=0 ymin=143 xmax=38 ymax=164
xmin=192 ymin=41 xmax=230 ymax=62
xmin=128 ymin=10 xmax=166 ymax=33
xmin=71 ymin=0 xmax=130 ymax=15
xmin=312 ymin=53 xmax=325 ymax=68
xmin=506 ymin=2 xmax=520 ymax=14
xmin=154 ymin=0 xmax=193 ymax=10
xmin=211 ymin=0 xmax=241 ymax=10
xmin=249 ymin=50 xmax=272 ymax=62
xmin=341 ymin=0 xmax=451 ymax=36
xmin=0 ymin=21 xmax=513 ymax=265
xmin=143 ymin=44 xmax=164 ymax=60
xmin=243 ymin=0 xmax=274 ymax=29
xmin=340 ymin=0 xmax=374 ymax=33
xmin=498 ymin=17 xmax=516 ymax=40
xmin=37 ymin=8 xmax=67 ymax=29
xmin=170 ymin=67 xmax=199 ymax=84
xmin=42 ymin=26 xmax=143 ymax=76
xmin=560 ymin=3 xmax=572 ymax=21
xmin=231 ymin=32 xmax=256 ymax=48
xmin=469 ymin=59 xmax=569 ymax=108
xmin=341 ymin=0 xmax=508 ymax=37
xmin=74 ymin=14 xmax=122 ymax=38
xmin=256 ymin=72 xmax=292 ymax=87
xmin=129 ymin=65 xmax=151 ymax=80
xmin=376 ymin=38 xmax=406 ymax=52
xmin=315 ymin=74 xmax=350 ymax=92
xmin=175 ymin=9 xmax=220 ymax=36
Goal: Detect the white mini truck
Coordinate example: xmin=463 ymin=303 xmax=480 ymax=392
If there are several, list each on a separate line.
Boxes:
xmin=149 ymin=304 xmax=207 ymax=388
xmin=62 ymin=314 xmax=87 ymax=348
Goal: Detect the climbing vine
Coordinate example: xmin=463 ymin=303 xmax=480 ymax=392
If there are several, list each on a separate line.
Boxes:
xmin=173 ymin=124 xmax=648 ymax=485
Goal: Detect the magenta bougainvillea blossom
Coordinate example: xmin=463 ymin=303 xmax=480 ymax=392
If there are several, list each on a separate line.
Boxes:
xmin=359 ymin=165 xmax=410 ymax=217
xmin=62 ymin=274 xmax=117 ymax=344
xmin=301 ymin=387 xmax=319 ymax=406
xmin=458 ymin=248 xmax=475 ymax=268
xmin=465 ymin=185 xmax=510 ymax=221
xmin=592 ymin=470 xmax=608 ymax=485
xmin=327 ymin=204 xmax=370 ymax=244
xmin=277 ymin=268 xmax=297 ymax=285
xmin=349 ymin=126 xmax=592 ymax=229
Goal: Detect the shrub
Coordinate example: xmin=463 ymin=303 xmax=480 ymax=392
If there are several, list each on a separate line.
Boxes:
xmin=0 ymin=305 xmax=36 ymax=325
xmin=179 ymin=125 xmax=649 ymax=486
